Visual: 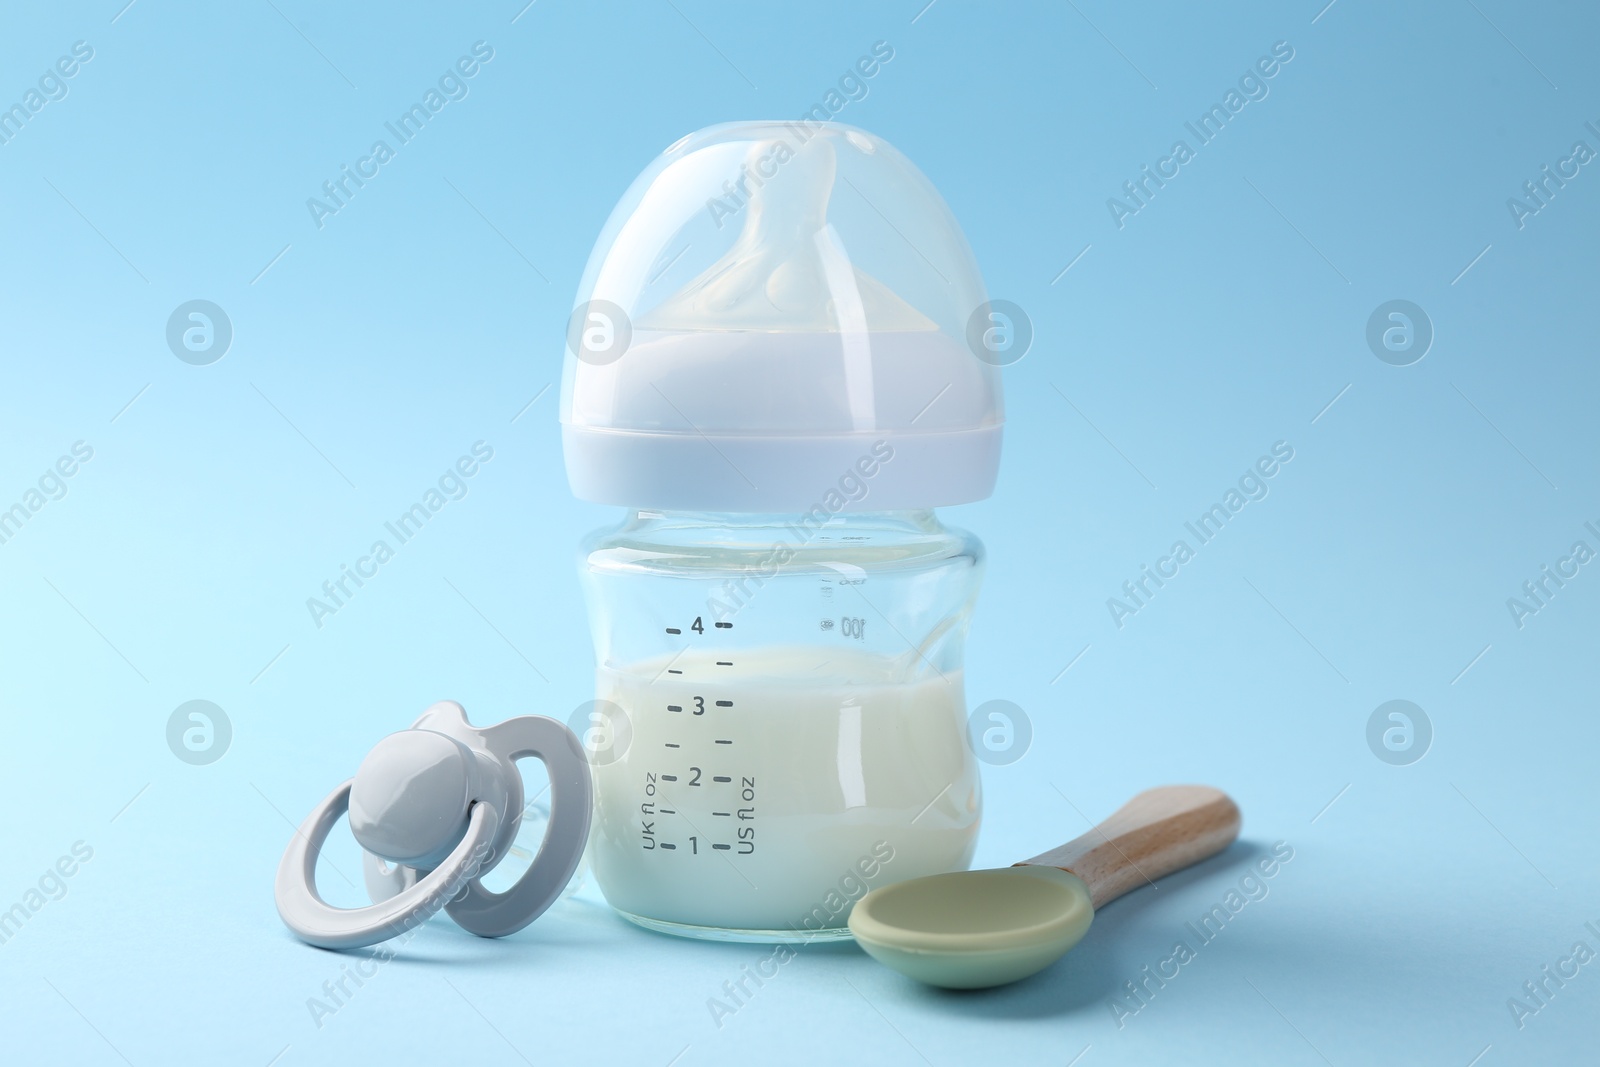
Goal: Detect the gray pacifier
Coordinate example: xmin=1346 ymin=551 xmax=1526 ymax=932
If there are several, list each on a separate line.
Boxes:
xmin=274 ymin=701 xmax=592 ymax=949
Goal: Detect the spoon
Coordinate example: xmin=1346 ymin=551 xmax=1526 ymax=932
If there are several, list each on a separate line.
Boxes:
xmin=848 ymin=785 xmax=1240 ymax=989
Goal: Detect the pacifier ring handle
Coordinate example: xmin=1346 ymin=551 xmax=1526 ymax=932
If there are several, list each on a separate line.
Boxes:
xmin=444 ymin=713 xmax=593 ymax=938
xmin=274 ymin=779 xmax=501 ymax=950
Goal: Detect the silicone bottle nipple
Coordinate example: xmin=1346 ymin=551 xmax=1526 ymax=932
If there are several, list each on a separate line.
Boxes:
xmin=636 ymin=134 xmax=935 ymax=333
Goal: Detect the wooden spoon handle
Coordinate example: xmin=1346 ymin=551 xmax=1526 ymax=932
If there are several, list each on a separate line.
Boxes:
xmin=1017 ymin=785 xmax=1241 ymax=909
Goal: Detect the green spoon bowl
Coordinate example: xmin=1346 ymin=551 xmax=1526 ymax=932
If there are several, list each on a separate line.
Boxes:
xmin=849 ymin=866 xmax=1095 ymax=989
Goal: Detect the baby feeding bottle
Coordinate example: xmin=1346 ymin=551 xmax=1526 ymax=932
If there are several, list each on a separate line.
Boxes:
xmin=561 ymin=121 xmax=1004 ymax=941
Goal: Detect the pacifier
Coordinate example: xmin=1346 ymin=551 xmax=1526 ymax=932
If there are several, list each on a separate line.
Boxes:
xmin=274 ymin=700 xmax=592 ymax=949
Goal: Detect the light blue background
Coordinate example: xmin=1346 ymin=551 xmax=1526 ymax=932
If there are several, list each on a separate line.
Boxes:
xmin=1 ymin=1 xmax=1596 ymax=1064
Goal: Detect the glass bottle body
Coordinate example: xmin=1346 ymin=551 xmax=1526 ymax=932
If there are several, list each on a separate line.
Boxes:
xmin=578 ymin=509 xmax=985 ymax=941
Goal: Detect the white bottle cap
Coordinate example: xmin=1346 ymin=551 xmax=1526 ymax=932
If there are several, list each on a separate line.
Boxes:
xmin=561 ymin=121 xmax=1004 ymax=512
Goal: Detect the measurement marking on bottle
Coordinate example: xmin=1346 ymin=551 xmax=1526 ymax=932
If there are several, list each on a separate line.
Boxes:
xmin=660 ymin=843 xmax=677 ymax=850
xmin=716 ymin=661 xmax=732 ymax=666
xmin=714 ymin=739 xmax=732 ymax=745
xmin=659 ymin=808 xmax=676 ymax=814
xmin=667 ymin=705 xmax=682 ymax=712
xmin=715 ymin=621 xmax=733 ymax=628
xmin=712 ymin=843 xmax=731 ymax=851
xmin=712 ymin=811 xmax=731 ymax=817
xmin=665 ymin=743 xmax=680 ymax=748
xmin=712 ymin=775 xmax=731 ymax=783
xmin=668 ymin=669 xmax=682 ymax=675
xmin=715 ymin=700 xmax=733 ymax=707
xmin=666 ymin=628 xmax=681 ymax=635
xmin=662 ymin=774 xmax=678 ymax=782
